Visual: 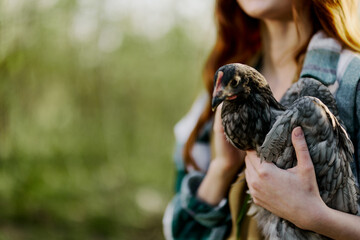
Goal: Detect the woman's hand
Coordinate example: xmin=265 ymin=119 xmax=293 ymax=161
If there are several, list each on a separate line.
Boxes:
xmin=197 ymin=104 xmax=245 ymax=205
xmin=245 ymin=127 xmax=325 ymax=229
xmin=245 ymin=127 xmax=360 ymax=240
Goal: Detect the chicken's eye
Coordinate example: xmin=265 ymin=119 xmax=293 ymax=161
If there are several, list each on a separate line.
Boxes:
xmin=230 ymin=79 xmax=238 ymax=87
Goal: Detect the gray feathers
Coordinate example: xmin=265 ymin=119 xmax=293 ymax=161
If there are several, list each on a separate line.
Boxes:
xmin=212 ymin=63 xmax=359 ymax=240
xmin=261 ymin=96 xmax=357 ymax=214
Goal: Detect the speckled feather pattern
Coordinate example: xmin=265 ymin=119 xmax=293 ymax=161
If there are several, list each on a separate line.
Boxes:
xmin=214 ymin=63 xmax=359 ymax=240
xmin=221 ymin=94 xmax=272 ymax=151
xmin=281 ymin=78 xmax=342 ymax=122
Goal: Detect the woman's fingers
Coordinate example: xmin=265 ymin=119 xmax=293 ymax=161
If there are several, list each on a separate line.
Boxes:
xmin=291 ymin=127 xmax=315 ymax=174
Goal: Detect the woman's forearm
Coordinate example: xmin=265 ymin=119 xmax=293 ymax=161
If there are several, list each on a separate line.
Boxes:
xmin=197 ymin=159 xmax=240 ymax=205
xmin=309 ymin=205 xmax=360 ymax=240
xmin=245 ymin=127 xmax=360 ymax=239
xmin=197 ymin=104 xmax=245 ymax=206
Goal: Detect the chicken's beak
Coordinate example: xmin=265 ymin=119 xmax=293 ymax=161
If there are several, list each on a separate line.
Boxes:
xmin=212 ymin=71 xmax=225 ymax=111
xmin=211 ymin=94 xmax=224 ymax=111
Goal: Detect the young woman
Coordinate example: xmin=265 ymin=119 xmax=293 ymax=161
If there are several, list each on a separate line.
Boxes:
xmin=163 ymin=0 xmax=360 ymax=239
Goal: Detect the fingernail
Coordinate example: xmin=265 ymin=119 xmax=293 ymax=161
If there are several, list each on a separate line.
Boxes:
xmin=294 ymin=127 xmax=303 ymax=137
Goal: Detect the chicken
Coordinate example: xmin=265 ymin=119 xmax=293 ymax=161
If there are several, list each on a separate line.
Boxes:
xmin=211 ymin=63 xmax=359 ymax=240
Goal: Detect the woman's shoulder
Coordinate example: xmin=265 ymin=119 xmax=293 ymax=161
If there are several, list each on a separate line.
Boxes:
xmin=173 ymin=92 xmax=213 ymax=172
xmin=300 ymin=31 xmax=360 ymax=139
xmin=174 ymin=92 xmax=210 ymax=144
xmin=300 ymin=30 xmax=360 ymax=87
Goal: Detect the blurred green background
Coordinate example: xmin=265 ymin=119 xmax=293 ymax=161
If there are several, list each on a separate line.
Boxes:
xmin=0 ymin=0 xmax=215 ymax=239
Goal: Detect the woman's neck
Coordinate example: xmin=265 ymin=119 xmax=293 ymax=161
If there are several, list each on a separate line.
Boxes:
xmin=260 ymin=18 xmax=312 ymax=100
xmin=262 ymin=20 xmax=299 ymax=69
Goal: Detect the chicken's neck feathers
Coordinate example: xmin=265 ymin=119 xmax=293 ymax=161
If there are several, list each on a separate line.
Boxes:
xmin=221 ymin=90 xmax=285 ymax=151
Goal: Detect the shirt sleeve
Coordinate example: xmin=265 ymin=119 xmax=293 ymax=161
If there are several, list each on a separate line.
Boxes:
xmin=165 ymin=171 xmax=231 ymax=240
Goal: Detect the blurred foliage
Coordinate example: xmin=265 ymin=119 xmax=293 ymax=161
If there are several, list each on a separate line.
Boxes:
xmin=0 ymin=0 xmax=211 ymax=239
